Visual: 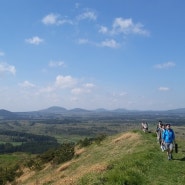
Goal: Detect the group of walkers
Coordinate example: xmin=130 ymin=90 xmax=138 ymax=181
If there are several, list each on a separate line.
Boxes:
xmin=156 ymin=120 xmax=176 ymax=160
xmin=141 ymin=120 xmax=176 ymax=160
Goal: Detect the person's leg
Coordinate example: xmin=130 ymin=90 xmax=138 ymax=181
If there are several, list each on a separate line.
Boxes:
xmin=169 ymin=143 xmax=173 ymax=159
xmin=167 ymin=149 xmax=170 ymax=159
xmin=159 ymin=139 xmax=162 ymax=146
xmin=165 ymin=143 xmax=171 ymax=160
xmin=161 ymin=143 xmax=165 ymax=152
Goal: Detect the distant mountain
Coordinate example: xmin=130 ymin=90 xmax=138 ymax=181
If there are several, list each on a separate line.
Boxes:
xmin=112 ymin=108 xmax=129 ymax=112
xmin=0 ymin=109 xmax=17 ymax=119
xmin=166 ymin=108 xmax=185 ymax=113
xmin=94 ymin=108 xmax=109 ymax=112
xmin=1 ymin=106 xmax=185 ymax=120
xmin=69 ymin=108 xmax=91 ymax=113
xmin=39 ymin=106 xmax=67 ymax=113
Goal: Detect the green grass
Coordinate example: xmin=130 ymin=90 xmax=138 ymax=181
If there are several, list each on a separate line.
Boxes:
xmin=6 ymin=129 xmax=185 ymax=185
xmin=0 ymin=153 xmax=30 ymax=169
xmin=78 ymin=131 xmax=185 ymax=185
xmin=0 ymin=154 xmax=20 ymax=168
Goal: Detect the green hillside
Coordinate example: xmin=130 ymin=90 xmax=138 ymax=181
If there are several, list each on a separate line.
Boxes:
xmin=11 ymin=130 xmax=185 ymax=184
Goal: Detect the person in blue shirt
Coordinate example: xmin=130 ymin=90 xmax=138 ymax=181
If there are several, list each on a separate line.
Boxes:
xmin=162 ymin=124 xmax=175 ymax=160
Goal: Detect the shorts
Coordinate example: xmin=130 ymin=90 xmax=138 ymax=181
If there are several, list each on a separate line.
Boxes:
xmin=164 ymin=143 xmax=173 ymax=151
xmin=161 ymin=143 xmax=166 ymax=151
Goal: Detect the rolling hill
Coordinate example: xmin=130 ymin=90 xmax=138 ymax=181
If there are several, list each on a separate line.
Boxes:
xmin=15 ymin=130 xmax=185 ymax=185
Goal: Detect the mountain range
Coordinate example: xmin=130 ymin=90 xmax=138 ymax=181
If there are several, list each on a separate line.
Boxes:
xmin=1 ymin=106 xmax=185 ymax=120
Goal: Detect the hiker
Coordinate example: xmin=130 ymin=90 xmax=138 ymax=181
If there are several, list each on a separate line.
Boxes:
xmin=156 ymin=120 xmax=166 ymax=151
xmin=156 ymin=120 xmax=163 ymax=144
xmin=162 ymin=124 xmax=175 ymax=160
xmin=141 ymin=122 xmax=148 ymax=133
xmin=160 ymin=124 xmax=166 ymax=152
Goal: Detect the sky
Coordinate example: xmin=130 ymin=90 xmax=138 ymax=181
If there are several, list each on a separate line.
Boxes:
xmin=0 ymin=0 xmax=185 ymax=112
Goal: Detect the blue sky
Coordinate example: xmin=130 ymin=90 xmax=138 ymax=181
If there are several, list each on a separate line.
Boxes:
xmin=0 ymin=0 xmax=185 ymax=112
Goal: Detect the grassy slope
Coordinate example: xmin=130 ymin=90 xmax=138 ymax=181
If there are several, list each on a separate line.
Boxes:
xmin=0 ymin=153 xmax=28 ymax=169
xmin=16 ymin=130 xmax=185 ymax=185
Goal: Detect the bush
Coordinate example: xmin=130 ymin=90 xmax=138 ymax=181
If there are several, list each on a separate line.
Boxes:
xmin=78 ymin=134 xmax=107 ymax=147
xmin=0 ymin=164 xmax=22 ymax=185
xmin=52 ymin=143 xmax=75 ymax=164
xmin=24 ymin=158 xmax=42 ymax=171
xmin=39 ymin=142 xmax=75 ymax=165
xmin=78 ymin=138 xmax=93 ymax=147
xmin=94 ymin=134 xmax=107 ymax=145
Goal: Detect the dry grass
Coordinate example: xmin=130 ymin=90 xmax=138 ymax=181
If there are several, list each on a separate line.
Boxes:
xmin=113 ymin=132 xmax=140 ymax=143
xmin=15 ymin=131 xmax=142 ymax=185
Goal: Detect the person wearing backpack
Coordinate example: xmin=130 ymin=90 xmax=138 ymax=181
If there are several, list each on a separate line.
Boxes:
xmin=162 ymin=124 xmax=175 ymax=160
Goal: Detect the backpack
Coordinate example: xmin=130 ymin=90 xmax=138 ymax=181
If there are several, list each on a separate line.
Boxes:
xmin=175 ymin=143 xmax=178 ymax=153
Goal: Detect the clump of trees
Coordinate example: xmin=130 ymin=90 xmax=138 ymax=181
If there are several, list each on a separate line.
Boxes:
xmin=0 ymin=142 xmax=75 ymax=184
xmin=0 ymin=165 xmax=23 ymax=185
xmin=39 ymin=142 xmax=75 ymax=165
xmin=77 ymin=133 xmax=107 ymax=147
xmin=0 ymin=134 xmax=107 ymax=184
xmin=0 ymin=130 xmax=59 ymax=154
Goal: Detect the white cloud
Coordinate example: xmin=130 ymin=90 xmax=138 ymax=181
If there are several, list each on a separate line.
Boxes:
xmin=19 ymin=80 xmax=36 ymax=88
xmin=71 ymin=88 xmax=83 ymax=95
xmin=71 ymin=83 xmax=95 ymax=95
xmin=158 ymin=87 xmax=170 ymax=91
xmin=42 ymin=13 xmax=59 ymax=25
xmin=49 ymin=61 xmax=65 ymax=67
xmin=113 ymin=18 xmax=133 ymax=34
xmin=77 ymin=38 xmax=120 ymax=48
xmin=0 ymin=62 xmax=16 ymax=75
xmin=22 ymin=76 xmax=94 ymax=99
xmin=55 ymin=75 xmax=77 ymax=88
xmin=42 ymin=11 xmax=97 ymax=26
xmin=112 ymin=17 xmax=149 ymax=36
xmin=77 ymin=10 xmax=97 ymax=21
xmin=41 ymin=10 xmax=97 ymax=37
xmin=42 ymin=13 xmax=73 ymax=25
xmin=71 ymin=87 xmax=90 ymax=95
xmin=99 ymin=26 xmax=108 ymax=34
xmin=83 ymin=83 xmax=95 ymax=88
xmin=25 ymin=36 xmax=44 ymax=45
xmin=154 ymin=62 xmax=176 ymax=69
xmin=99 ymin=17 xmax=149 ymax=36
xmin=101 ymin=39 xmax=120 ymax=48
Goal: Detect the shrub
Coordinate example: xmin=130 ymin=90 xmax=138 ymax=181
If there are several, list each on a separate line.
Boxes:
xmin=39 ymin=142 xmax=75 ymax=165
xmin=94 ymin=134 xmax=107 ymax=145
xmin=78 ymin=137 xmax=93 ymax=147
xmin=52 ymin=143 xmax=75 ymax=164
xmin=0 ymin=164 xmax=22 ymax=185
